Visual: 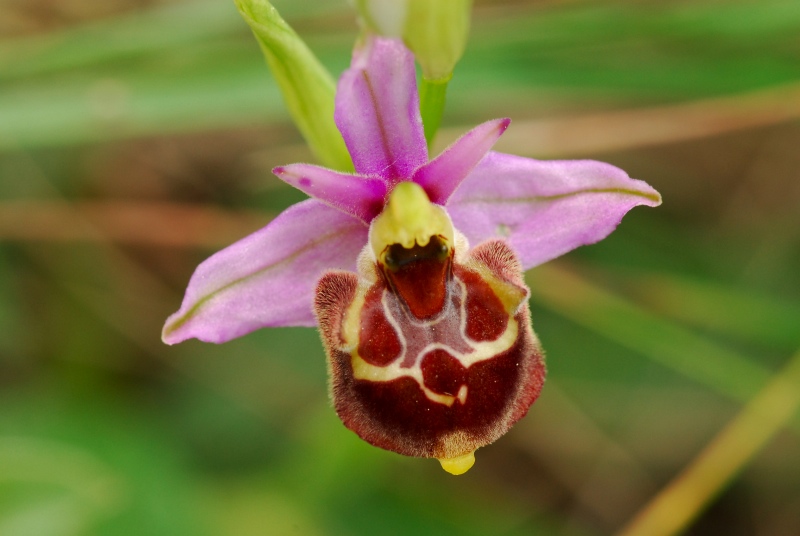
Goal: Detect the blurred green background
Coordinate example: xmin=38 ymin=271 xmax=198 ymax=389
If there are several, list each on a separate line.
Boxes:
xmin=1 ymin=0 xmax=799 ymax=534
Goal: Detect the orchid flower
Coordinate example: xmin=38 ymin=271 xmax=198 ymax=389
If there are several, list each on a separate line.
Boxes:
xmin=163 ymin=37 xmax=661 ymax=475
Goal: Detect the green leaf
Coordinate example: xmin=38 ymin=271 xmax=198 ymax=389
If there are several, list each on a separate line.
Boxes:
xmin=233 ymin=0 xmax=353 ymax=171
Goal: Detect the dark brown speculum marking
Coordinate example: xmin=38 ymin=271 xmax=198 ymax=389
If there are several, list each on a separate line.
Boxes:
xmin=315 ymin=239 xmax=545 ymax=461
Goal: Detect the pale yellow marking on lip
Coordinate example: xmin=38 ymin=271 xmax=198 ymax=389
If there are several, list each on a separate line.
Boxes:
xmin=467 ymin=261 xmax=529 ymax=315
xmin=341 ymin=283 xmax=368 ymax=352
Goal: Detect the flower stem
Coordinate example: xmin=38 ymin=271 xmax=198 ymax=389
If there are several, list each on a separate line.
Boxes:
xmin=617 ymin=347 xmax=800 ymax=536
xmin=235 ymin=0 xmax=353 ymax=172
xmin=419 ymin=75 xmax=451 ymax=148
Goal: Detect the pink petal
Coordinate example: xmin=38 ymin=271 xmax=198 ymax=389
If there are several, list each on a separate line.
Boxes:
xmin=274 ymin=164 xmax=387 ymax=223
xmin=447 ymin=152 xmax=662 ymax=270
xmin=413 ymin=118 xmax=510 ymax=205
xmin=334 ymin=36 xmax=427 ymax=182
xmin=162 ymin=200 xmax=368 ymax=344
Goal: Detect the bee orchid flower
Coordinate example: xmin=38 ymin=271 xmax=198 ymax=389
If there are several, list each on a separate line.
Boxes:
xmin=163 ymin=37 xmax=661 ymax=474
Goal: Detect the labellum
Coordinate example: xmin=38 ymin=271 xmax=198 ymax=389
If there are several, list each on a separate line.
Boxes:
xmin=315 ymin=182 xmax=545 ymax=474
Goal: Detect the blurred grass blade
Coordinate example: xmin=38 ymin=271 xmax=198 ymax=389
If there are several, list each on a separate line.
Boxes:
xmin=0 ymin=0 xmax=338 ymax=80
xmin=628 ymin=273 xmax=800 ymax=350
xmin=1 ymin=0 xmax=799 ymax=151
xmin=0 ymin=0 xmax=241 ymax=80
xmin=0 ymin=199 xmax=273 ymax=247
xmin=467 ymin=1 xmax=800 ymax=96
xmin=0 ymin=60 xmax=288 ymax=150
xmin=489 ymin=82 xmax=800 ymax=158
xmin=526 ymin=264 xmax=800 ymax=432
xmin=0 ymin=437 xmax=125 ymax=535
xmin=618 ymin=347 xmax=800 ymax=536
xmin=234 ymin=0 xmax=353 ymax=171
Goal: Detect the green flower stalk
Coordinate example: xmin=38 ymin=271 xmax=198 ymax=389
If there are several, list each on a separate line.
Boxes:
xmin=235 ymin=0 xmax=353 ymax=171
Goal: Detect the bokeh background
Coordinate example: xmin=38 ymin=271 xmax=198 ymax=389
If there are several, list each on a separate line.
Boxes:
xmin=1 ymin=0 xmax=799 ymax=534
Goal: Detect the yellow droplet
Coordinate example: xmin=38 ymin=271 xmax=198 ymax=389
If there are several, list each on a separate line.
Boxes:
xmin=438 ymin=451 xmax=475 ymax=475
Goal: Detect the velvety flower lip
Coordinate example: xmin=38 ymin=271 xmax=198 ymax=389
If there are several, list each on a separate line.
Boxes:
xmin=162 ymin=36 xmax=661 ymax=345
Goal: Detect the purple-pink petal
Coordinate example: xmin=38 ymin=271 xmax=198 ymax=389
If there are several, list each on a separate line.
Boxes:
xmin=334 ymin=36 xmax=427 ymax=182
xmin=274 ymin=164 xmax=387 ymax=223
xmin=447 ymin=151 xmax=662 ymax=270
xmin=413 ymin=118 xmax=510 ymax=205
xmin=162 ymin=200 xmax=368 ymax=344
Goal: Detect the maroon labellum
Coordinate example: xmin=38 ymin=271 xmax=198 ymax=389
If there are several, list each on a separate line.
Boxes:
xmin=314 ymin=182 xmax=545 ymax=474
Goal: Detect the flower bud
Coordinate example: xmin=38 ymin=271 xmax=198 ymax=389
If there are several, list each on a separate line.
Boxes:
xmin=353 ymin=0 xmax=472 ymax=80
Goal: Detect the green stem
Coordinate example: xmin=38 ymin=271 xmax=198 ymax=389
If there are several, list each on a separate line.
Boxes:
xmin=618 ymin=346 xmax=800 ymax=536
xmin=419 ymin=76 xmax=450 ymax=148
xmin=235 ymin=0 xmax=352 ymax=172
